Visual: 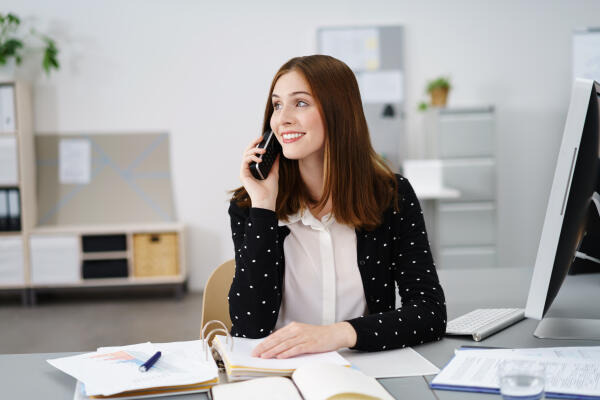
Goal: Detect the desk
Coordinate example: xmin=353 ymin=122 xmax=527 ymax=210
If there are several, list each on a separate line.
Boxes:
xmin=4 ymin=268 xmax=600 ymax=399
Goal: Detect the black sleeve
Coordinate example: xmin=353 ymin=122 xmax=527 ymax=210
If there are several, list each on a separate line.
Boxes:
xmin=228 ymin=201 xmax=284 ymax=338
xmin=346 ymin=176 xmax=447 ymax=351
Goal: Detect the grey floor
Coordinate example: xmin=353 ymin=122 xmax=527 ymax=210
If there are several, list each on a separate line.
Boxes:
xmin=0 ymin=288 xmax=204 ymax=355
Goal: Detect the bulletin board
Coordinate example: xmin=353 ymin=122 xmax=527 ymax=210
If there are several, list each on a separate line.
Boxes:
xmin=35 ymin=133 xmax=177 ymax=226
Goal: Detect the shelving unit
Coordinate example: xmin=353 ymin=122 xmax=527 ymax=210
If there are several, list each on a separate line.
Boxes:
xmin=424 ymin=106 xmax=497 ymax=269
xmin=0 ymin=81 xmax=35 ymax=303
xmin=0 ymin=80 xmax=186 ymax=305
xmin=28 ymin=223 xmax=186 ymax=304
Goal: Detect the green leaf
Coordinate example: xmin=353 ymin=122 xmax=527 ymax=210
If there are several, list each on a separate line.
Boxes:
xmin=7 ymin=13 xmax=20 ymax=26
xmin=426 ymin=77 xmax=452 ymax=93
xmin=42 ymin=55 xmax=50 ymax=74
xmin=0 ymin=12 xmax=60 ymax=75
xmin=0 ymin=39 xmax=24 ymax=57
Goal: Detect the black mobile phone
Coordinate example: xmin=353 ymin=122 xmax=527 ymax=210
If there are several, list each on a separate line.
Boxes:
xmin=249 ymin=130 xmax=282 ymax=180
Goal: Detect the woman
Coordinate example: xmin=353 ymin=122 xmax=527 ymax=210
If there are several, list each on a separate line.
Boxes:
xmin=228 ymin=55 xmax=446 ymax=359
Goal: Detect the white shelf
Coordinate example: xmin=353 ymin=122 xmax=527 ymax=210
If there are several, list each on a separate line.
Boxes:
xmin=32 ymin=222 xmax=184 ymax=235
xmin=30 ymin=275 xmax=186 ymax=289
xmin=0 ymin=81 xmax=187 ymax=303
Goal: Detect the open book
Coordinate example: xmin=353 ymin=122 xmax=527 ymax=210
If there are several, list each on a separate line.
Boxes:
xmin=211 ymin=362 xmax=395 ymax=400
xmin=212 ymin=335 xmax=350 ymax=381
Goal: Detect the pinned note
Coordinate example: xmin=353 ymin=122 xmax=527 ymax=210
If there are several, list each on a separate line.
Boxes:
xmin=59 ymin=139 xmax=91 ymax=184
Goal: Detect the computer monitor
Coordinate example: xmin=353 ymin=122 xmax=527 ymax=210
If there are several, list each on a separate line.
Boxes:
xmin=525 ymin=78 xmax=600 ymax=339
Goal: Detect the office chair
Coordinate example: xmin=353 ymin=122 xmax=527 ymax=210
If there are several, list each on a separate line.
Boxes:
xmin=200 ymin=259 xmax=235 ymax=344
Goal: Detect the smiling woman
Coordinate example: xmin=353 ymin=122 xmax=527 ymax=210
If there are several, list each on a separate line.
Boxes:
xmin=228 ymin=55 xmax=447 ymax=359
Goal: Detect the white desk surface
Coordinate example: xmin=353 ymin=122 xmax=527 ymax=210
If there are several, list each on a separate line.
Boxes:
xmin=412 ymin=186 xmax=461 ymax=200
xmin=3 ymin=267 xmax=600 ymax=399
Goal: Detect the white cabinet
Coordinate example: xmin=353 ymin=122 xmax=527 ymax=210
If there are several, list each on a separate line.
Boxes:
xmin=30 ymin=235 xmax=79 ymax=284
xmin=0 ymin=236 xmax=24 ymax=285
xmin=425 ymin=107 xmax=497 ymax=269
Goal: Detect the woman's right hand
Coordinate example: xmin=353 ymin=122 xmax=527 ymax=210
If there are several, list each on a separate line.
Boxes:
xmin=239 ymin=136 xmax=280 ymax=211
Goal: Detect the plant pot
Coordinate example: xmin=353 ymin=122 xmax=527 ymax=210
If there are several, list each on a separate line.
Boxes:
xmin=430 ymin=87 xmax=449 ymax=107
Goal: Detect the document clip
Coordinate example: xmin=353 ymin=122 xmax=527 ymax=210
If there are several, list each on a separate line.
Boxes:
xmin=201 ymin=320 xmax=233 ymax=362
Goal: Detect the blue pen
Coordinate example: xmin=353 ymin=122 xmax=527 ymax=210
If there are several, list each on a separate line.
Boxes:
xmin=139 ymin=351 xmax=161 ymax=372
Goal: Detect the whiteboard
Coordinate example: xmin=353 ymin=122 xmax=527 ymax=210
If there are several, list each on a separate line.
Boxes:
xmin=573 ymin=28 xmax=600 ymax=82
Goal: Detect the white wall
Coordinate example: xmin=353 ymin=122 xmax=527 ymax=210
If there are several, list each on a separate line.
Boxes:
xmin=4 ymin=0 xmax=600 ymax=290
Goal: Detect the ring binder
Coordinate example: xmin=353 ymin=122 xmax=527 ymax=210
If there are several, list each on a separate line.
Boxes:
xmin=201 ymin=320 xmax=233 ymax=362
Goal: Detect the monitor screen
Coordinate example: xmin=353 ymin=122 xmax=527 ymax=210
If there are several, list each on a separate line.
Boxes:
xmin=524 ymin=78 xmax=600 ymax=339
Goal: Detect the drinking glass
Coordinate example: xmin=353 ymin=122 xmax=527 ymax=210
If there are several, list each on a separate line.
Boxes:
xmin=497 ymin=359 xmax=545 ymax=400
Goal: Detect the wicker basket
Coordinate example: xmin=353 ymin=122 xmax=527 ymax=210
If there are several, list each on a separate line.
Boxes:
xmin=133 ymin=232 xmax=179 ymax=277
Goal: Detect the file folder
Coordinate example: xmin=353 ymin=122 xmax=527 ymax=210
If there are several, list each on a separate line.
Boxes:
xmin=0 ymin=189 xmax=8 ymax=231
xmin=7 ymin=188 xmax=21 ymax=231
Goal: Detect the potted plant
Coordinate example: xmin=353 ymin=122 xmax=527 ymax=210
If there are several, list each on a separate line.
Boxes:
xmin=0 ymin=12 xmax=59 ymax=77
xmin=426 ymin=77 xmax=451 ymax=107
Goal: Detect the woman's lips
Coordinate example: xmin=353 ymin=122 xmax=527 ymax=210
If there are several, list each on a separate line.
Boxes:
xmin=282 ymin=132 xmax=305 ymax=144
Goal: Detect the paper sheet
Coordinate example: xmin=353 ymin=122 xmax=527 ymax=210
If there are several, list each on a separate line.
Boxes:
xmin=458 ymin=346 xmax=600 ymax=360
xmin=432 ymin=347 xmax=600 ymax=397
xmin=49 ymin=341 xmax=218 ymax=397
xmin=340 ymin=347 xmax=440 ymax=378
xmin=214 ymin=336 xmax=350 ymax=372
xmin=319 ymin=28 xmax=380 ymax=71
xmin=211 ymin=377 xmax=302 ymax=400
xmin=357 ymin=70 xmax=404 ymax=103
xmin=0 ymin=137 xmax=18 ymax=185
xmin=59 ymin=139 xmax=91 ymax=184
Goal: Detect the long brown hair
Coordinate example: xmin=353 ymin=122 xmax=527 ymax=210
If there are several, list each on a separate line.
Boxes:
xmin=231 ymin=55 xmax=398 ymax=230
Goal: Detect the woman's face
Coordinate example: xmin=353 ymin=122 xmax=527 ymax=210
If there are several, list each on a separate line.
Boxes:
xmin=270 ymin=70 xmax=326 ymax=162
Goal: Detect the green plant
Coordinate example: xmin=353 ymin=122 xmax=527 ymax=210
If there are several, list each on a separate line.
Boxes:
xmin=426 ymin=77 xmax=451 ymax=93
xmin=0 ymin=12 xmax=59 ymax=75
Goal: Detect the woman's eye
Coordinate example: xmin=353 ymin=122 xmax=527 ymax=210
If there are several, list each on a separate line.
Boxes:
xmin=273 ymin=103 xmax=282 ymax=110
xmin=297 ymin=101 xmax=308 ymax=107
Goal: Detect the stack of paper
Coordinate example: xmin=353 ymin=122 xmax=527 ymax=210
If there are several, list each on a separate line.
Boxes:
xmin=48 ymin=340 xmax=219 ymax=399
xmin=212 ymin=335 xmax=351 ymax=381
xmin=431 ymin=346 xmax=600 ymax=399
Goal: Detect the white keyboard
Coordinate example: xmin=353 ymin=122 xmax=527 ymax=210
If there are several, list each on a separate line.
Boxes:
xmin=446 ymin=308 xmax=525 ymax=341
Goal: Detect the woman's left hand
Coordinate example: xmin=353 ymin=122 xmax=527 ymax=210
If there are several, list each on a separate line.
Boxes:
xmin=251 ymin=321 xmax=357 ymax=359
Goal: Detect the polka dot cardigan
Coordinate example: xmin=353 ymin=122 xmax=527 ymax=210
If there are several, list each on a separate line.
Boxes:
xmin=227 ymin=174 xmax=447 ymax=352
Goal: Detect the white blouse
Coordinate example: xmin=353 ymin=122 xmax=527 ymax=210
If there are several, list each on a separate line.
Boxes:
xmin=275 ymin=209 xmax=368 ymax=329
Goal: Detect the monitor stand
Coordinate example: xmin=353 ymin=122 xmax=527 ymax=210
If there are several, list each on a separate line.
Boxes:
xmin=534 ymin=317 xmax=600 ymax=339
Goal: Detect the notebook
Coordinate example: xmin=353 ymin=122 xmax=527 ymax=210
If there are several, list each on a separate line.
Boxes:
xmin=211 ymin=362 xmax=395 ymax=400
xmin=212 ymin=335 xmax=351 ymax=381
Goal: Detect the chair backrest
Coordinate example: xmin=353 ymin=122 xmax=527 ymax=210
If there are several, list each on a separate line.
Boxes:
xmin=200 ymin=259 xmax=235 ymax=343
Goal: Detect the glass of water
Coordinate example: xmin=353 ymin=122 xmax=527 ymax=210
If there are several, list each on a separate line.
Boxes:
xmin=498 ymin=359 xmax=545 ymax=400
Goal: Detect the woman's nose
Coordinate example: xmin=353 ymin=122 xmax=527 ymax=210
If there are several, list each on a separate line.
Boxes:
xmin=278 ymin=104 xmax=296 ymax=125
